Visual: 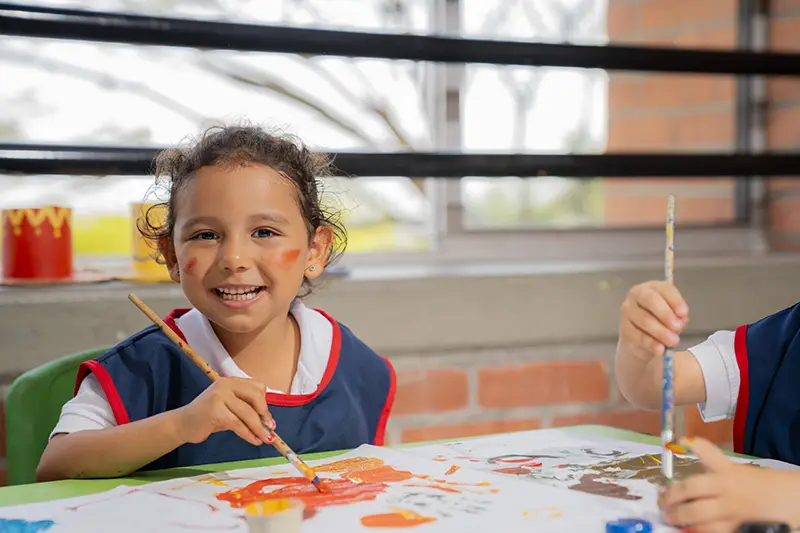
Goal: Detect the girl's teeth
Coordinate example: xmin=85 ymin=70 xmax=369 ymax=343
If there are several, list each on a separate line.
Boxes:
xmin=216 ymin=288 xmax=261 ymax=300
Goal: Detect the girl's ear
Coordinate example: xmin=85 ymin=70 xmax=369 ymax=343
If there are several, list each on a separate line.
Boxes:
xmin=305 ymin=226 xmax=333 ymax=280
xmin=159 ymin=237 xmax=180 ymax=284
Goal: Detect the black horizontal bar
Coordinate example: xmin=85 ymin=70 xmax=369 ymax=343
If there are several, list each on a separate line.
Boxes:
xmin=2 ymin=143 xmax=800 ymax=177
xmin=3 ymin=3 xmax=800 ymax=75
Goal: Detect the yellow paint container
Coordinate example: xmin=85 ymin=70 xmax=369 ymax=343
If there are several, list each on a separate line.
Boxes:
xmin=130 ymin=203 xmax=170 ymax=281
xmin=244 ymin=498 xmax=303 ymax=533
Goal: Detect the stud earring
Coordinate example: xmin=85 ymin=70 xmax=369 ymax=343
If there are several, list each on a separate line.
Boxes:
xmin=307 ymin=265 xmax=316 ymax=272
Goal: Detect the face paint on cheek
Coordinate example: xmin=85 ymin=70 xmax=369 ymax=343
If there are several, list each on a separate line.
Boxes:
xmin=271 ymin=249 xmax=301 ymax=270
xmin=183 ymin=257 xmax=198 ymax=276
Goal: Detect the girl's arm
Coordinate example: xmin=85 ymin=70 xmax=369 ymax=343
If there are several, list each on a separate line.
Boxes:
xmin=36 ymin=376 xmax=274 ymax=481
xmin=37 ymin=410 xmax=187 ymax=481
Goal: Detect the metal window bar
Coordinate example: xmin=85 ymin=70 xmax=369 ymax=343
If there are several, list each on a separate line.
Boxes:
xmin=2 ymin=3 xmax=800 ymax=75
xmin=2 ymin=1 xmax=799 ymax=232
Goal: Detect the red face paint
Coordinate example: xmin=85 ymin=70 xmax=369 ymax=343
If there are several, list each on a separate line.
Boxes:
xmin=183 ymin=257 xmax=197 ymax=276
xmin=272 ymin=249 xmax=301 ymax=269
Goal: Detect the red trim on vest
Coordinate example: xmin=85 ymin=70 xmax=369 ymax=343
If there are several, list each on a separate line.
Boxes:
xmin=265 ymin=309 xmax=342 ymax=407
xmin=75 ymin=361 xmax=131 ymax=425
xmin=163 ymin=308 xmax=190 ymax=342
xmin=373 ymin=356 xmax=396 ymax=446
xmin=73 ymin=310 xmax=193 ymax=426
xmin=733 ymin=324 xmax=750 ymax=454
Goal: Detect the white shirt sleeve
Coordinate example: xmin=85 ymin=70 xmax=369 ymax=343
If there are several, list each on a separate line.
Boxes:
xmin=687 ymin=330 xmax=740 ymax=422
xmin=49 ymin=373 xmax=117 ymax=439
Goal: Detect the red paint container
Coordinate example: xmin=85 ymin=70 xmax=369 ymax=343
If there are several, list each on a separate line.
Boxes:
xmin=2 ymin=206 xmax=73 ymax=280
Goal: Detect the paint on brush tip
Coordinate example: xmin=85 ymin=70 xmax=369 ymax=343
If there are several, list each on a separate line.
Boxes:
xmin=312 ymin=477 xmax=331 ymax=493
xmin=665 ymin=442 xmax=689 ymax=455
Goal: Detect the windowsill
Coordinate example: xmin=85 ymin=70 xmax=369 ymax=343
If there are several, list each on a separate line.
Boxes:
xmin=1 ymin=252 xmax=799 ymax=379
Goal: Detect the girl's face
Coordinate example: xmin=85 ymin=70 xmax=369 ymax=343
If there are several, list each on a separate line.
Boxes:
xmin=165 ymin=163 xmax=330 ymax=335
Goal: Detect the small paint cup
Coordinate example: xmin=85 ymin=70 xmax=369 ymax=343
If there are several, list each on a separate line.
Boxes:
xmin=244 ymin=498 xmax=304 ymax=533
xmin=2 ymin=206 xmax=72 ymax=280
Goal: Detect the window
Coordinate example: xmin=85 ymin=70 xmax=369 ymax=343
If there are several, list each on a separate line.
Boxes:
xmin=0 ymin=0 xmax=761 ymax=279
xmin=0 ymin=0 xmax=436 ymax=272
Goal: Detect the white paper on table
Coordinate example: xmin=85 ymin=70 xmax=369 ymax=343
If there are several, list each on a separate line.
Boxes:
xmin=0 ymin=443 xmax=650 ymax=533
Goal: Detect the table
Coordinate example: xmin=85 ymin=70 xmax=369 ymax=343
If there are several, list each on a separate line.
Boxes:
xmin=0 ymin=424 xmax=731 ymax=507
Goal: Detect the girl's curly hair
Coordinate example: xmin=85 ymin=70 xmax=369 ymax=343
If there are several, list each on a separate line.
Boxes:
xmin=137 ymin=124 xmax=347 ymax=295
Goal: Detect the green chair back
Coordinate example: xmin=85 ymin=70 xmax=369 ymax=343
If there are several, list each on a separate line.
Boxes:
xmin=5 ymin=347 xmax=109 ymax=485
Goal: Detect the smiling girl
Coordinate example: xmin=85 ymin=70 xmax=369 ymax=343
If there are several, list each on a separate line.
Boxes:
xmin=36 ymin=125 xmax=396 ymax=481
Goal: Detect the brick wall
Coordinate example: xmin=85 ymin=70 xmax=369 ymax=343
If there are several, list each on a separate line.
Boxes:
xmin=606 ymin=0 xmax=800 ymax=247
xmin=386 ymin=339 xmax=733 ymax=450
xmin=767 ymin=2 xmax=800 ymax=250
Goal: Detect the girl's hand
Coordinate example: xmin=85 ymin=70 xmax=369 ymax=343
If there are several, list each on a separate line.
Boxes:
xmin=177 ymin=377 xmax=275 ymax=446
xmin=659 ymin=437 xmax=800 ymax=533
xmin=619 ymin=280 xmax=689 ymax=362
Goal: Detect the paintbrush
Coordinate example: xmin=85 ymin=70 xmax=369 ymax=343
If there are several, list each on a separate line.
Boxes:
xmin=661 ymin=195 xmax=676 ymax=483
xmin=127 ymin=292 xmax=328 ymax=494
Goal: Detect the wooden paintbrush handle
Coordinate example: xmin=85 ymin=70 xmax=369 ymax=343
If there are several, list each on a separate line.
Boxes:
xmin=128 ymin=293 xmax=221 ymax=382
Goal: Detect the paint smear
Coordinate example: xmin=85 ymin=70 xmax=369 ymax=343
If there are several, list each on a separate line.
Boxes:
xmin=183 ymin=257 xmax=197 ymax=276
xmin=487 ymin=454 xmax=561 ymax=464
xmin=432 ymin=455 xmax=447 ymax=462
xmin=493 ymin=466 xmax=532 ymax=476
xmin=216 ymin=456 xmax=495 ymax=523
xmin=314 ymin=457 xmax=385 ymax=473
xmin=272 ymin=249 xmax=301 ymax=269
xmin=216 ymin=457 xmax=412 ymax=520
xmin=217 ymin=477 xmax=387 ymax=518
xmin=568 ymin=474 xmax=641 ymax=501
xmin=341 ymin=465 xmax=414 ymax=484
xmin=360 ymin=508 xmax=437 ymax=528
xmin=402 ymin=483 xmax=461 ymax=494
xmin=0 ymin=519 xmax=55 ymax=533
xmin=444 ymin=465 xmax=460 ymax=475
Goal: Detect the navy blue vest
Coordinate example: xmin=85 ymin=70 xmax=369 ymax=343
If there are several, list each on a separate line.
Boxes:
xmin=735 ymin=301 xmax=800 ymax=465
xmin=75 ymin=309 xmax=396 ymax=472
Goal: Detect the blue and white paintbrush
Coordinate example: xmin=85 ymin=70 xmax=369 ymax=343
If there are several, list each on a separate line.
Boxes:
xmin=661 ymin=195 xmax=676 ymax=482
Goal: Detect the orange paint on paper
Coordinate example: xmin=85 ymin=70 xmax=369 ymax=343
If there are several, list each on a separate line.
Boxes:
xmin=444 ymin=481 xmax=490 ymax=487
xmin=432 ymin=455 xmax=447 ymax=462
xmin=342 ymin=465 xmax=413 ymax=484
xmin=216 ymin=477 xmax=386 ymax=514
xmin=493 ymin=466 xmax=532 ymax=475
xmin=402 ymin=483 xmax=461 ymax=494
xmin=444 ymin=465 xmax=460 ymax=476
xmin=217 ymin=456 xmax=421 ymax=521
xmin=360 ymin=508 xmax=436 ymax=528
xmin=315 ymin=457 xmax=384 ymax=473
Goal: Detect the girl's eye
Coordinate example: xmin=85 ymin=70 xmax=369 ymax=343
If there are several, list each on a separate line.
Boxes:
xmin=192 ymin=231 xmax=218 ymax=240
xmin=253 ymin=228 xmax=277 ymax=239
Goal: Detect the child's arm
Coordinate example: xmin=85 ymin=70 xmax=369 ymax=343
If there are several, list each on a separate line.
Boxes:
xmin=37 ymin=377 xmax=276 ymax=481
xmin=615 ymin=281 xmax=707 ymax=409
xmin=660 ymin=437 xmax=800 ymax=532
xmin=38 ymin=410 xmax=188 ymax=481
